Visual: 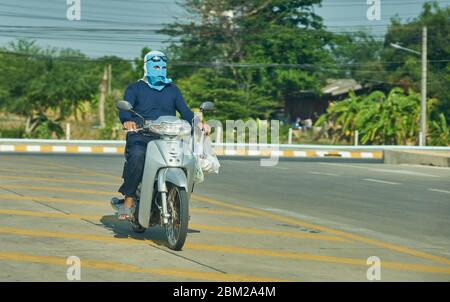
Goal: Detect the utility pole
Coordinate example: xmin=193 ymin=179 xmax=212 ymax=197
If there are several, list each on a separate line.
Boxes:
xmin=98 ymin=65 xmax=108 ymax=129
xmin=420 ymin=26 xmax=427 ymax=146
xmin=390 ymin=26 xmax=428 ymax=146
xmin=107 ymin=64 xmax=112 ymax=95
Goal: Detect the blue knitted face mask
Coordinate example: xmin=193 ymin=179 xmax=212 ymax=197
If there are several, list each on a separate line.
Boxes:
xmin=143 ymin=51 xmax=172 ymax=91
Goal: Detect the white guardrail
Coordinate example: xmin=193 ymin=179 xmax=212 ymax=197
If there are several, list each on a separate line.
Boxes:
xmin=1 ymin=138 xmax=449 ymax=159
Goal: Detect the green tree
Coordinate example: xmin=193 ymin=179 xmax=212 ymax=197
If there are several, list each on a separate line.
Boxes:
xmin=429 ymin=113 xmax=450 ymax=146
xmin=382 ymin=2 xmax=450 ymax=122
xmin=161 ymin=0 xmax=333 ymax=121
xmin=315 ymin=87 xmax=445 ymax=145
xmin=315 ymin=91 xmax=364 ymax=143
xmin=331 ymin=31 xmax=387 ymax=89
xmin=0 ymin=39 xmax=100 ymax=138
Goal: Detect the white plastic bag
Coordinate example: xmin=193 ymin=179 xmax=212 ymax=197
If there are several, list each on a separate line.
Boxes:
xmin=193 ymin=129 xmax=220 ymax=184
xmin=193 ymin=161 xmax=205 ymax=184
xmin=199 ymin=135 xmax=220 ymax=175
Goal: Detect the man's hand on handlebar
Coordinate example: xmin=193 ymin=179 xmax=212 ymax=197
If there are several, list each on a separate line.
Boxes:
xmin=200 ymin=122 xmax=211 ymax=135
xmin=123 ymin=121 xmax=138 ymax=131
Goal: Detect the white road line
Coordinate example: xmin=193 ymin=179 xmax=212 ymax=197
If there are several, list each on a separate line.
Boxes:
xmin=0 ymin=145 xmax=14 ymax=152
xmin=52 ymin=146 xmax=67 ymax=152
xmin=400 ymin=164 xmax=450 ymax=171
xmin=319 ymin=163 xmax=366 ymax=169
xmin=308 ymin=171 xmax=339 ymax=176
xmin=315 ymin=151 xmax=328 ymax=157
xmin=363 ymin=178 xmax=400 ymax=185
xmin=26 ymin=145 xmax=41 ymax=152
xmin=320 ymin=163 xmax=440 ymax=178
xmin=103 ymin=147 xmax=118 ymax=153
xmin=428 ymin=188 xmax=450 ymax=195
xmin=247 ymin=150 xmax=261 ymax=156
xmin=370 ymin=168 xmax=439 ymax=178
xmin=78 ymin=146 xmax=92 ymax=153
xmin=224 ymin=149 xmax=237 ymax=156
xmin=270 ymin=167 xmax=290 ymax=170
xmin=293 ymin=151 xmax=307 ymax=157
xmin=360 ymin=152 xmax=374 ymax=158
xmin=339 ymin=151 xmax=352 ymax=158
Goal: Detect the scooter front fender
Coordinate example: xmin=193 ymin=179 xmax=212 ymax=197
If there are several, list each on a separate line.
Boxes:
xmin=165 ymin=168 xmax=188 ymax=191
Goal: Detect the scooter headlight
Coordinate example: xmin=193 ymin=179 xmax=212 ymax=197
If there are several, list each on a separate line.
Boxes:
xmin=149 ymin=121 xmax=191 ymax=136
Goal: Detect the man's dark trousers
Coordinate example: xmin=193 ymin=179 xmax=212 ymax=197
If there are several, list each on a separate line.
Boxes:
xmin=118 ymin=132 xmax=158 ymax=197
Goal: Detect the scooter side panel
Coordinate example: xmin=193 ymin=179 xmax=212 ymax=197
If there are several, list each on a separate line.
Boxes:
xmin=139 ymin=139 xmax=197 ymax=228
xmin=157 ymin=139 xmax=196 ymax=196
xmin=139 ymin=141 xmax=166 ymax=228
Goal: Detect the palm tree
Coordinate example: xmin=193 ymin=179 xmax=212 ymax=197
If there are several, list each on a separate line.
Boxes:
xmin=317 ymin=87 xmax=439 ymax=145
xmin=430 ymin=113 xmax=450 ymax=146
xmin=315 ymin=91 xmax=363 ymax=143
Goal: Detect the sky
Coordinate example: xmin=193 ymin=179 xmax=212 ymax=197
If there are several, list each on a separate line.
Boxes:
xmin=0 ymin=0 xmax=449 ymax=59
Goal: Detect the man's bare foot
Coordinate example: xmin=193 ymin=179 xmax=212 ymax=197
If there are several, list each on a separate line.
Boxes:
xmin=118 ymin=196 xmax=134 ymax=220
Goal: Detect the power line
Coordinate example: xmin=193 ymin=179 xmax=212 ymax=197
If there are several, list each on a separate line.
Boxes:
xmin=0 ymin=26 xmax=164 ymax=34
xmin=1 ymin=50 xmax=448 ymax=67
xmin=315 ymin=0 xmax=450 ymax=6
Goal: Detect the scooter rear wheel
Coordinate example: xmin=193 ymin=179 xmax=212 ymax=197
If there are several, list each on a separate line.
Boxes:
xmin=165 ymin=183 xmax=189 ymax=251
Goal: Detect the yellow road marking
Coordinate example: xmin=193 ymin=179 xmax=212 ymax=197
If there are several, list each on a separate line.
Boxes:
xmin=13 ymin=146 xmax=27 ymax=152
xmin=189 ymin=242 xmax=450 ymax=275
xmin=0 ymin=175 xmax=117 ymax=186
xmin=0 ymin=184 xmax=115 ymax=196
xmin=91 ymin=146 xmax=104 ymax=153
xmin=189 ymin=224 xmax=350 ymax=243
xmin=191 ymin=194 xmax=450 ymax=266
xmin=0 ymin=194 xmax=105 ymax=205
xmin=0 ymin=155 xmax=90 ymax=171
xmin=40 ymin=145 xmax=53 ymax=153
xmin=2 ymin=158 xmax=120 ymax=180
xmin=0 ymin=168 xmax=95 ymax=177
xmin=350 ymin=152 xmax=362 ymax=158
xmin=0 ymin=194 xmax=255 ymax=218
xmin=190 ymin=208 xmax=256 ymax=218
xmin=0 ymin=251 xmax=283 ymax=282
xmin=0 ymin=208 xmax=347 ymax=243
xmin=0 ymin=226 xmax=449 ymax=275
xmin=4 ymin=161 xmax=449 ymax=266
xmin=0 ymin=163 xmax=70 ymax=171
xmin=373 ymin=151 xmax=383 ymax=159
xmin=306 ymin=151 xmax=316 ymax=157
xmin=33 ymin=159 xmax=121 ymax=181
xmin=283 ymin=150 xmax=294 ymax=157
xmin=0 ymin=208 xmax=101 ymax=220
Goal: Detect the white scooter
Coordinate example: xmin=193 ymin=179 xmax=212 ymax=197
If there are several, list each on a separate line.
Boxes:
xmin=111 ymin=100 xmax=214 ymax=251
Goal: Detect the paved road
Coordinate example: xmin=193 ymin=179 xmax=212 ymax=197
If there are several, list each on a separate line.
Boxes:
xmin=0 ymin=153 xmax=449 ymax=281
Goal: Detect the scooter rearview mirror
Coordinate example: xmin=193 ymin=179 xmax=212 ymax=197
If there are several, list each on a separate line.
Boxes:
xmin=116 ymin=100 xmax=133 ymax=111
xmin=199 ymin=102 xmax=215 ymax=112
xmin=116 ymin=100 xmax=146 ymax=124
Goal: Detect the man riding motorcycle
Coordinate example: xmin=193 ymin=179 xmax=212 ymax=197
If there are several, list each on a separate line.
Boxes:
xmin=117 ymin=50 xmax=209 ymax=220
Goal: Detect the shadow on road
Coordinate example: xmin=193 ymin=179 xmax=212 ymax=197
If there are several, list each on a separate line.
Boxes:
xmin=99 ymin=215 xmax=200 ymax=247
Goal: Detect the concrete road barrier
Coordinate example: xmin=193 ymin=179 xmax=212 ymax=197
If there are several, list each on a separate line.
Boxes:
xmin=384 ymin=149 xmax=450 ymax=167
xmin=0 ymin=139 xmax=382 ymax=159
xmin=2 ymin=139 xmax=450 ymax=161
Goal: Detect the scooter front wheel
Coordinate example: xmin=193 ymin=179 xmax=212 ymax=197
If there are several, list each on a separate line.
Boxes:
xmin=131 ymin=200 xmax=146 ymax=233
xmin=165 ymin=183 xmax=189 ymax=251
